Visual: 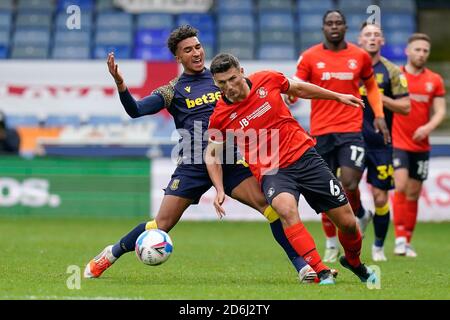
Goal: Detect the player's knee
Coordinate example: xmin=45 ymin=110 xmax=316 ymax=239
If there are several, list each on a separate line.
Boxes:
xmin=271 ymin=201 xmax=298 ymax=220
xmin=373 ymin=194 xmax=388 ymax=208
xmin=342 ymin=180 xmax=359 ymax=192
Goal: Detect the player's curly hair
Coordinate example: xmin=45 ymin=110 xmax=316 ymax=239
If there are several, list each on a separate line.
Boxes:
xmin=167 ymin=25 xmax=199 ymax=56
xmin=210 ymin=53 xmax=240 ymax=75
xmin=322 ymin=10 xmax=347 ymax=25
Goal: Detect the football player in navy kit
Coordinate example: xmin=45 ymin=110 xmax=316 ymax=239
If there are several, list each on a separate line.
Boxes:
xmin=83 ymin=25 xmax=318 ymax=283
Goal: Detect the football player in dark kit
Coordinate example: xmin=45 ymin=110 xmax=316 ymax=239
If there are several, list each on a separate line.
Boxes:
xmin=84 ymin=25 xmax=318 ymax=283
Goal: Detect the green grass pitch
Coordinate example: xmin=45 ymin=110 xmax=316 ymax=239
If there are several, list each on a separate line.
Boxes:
xmin=1 ymin=216 xmax=449 ymax=300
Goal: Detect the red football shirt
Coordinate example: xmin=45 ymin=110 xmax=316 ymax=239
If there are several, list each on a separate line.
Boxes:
xmin=393 ymin=67 xmax=446 ymax=152
xmin=295 ymin=42 xmax=374 ymax=136
xmin=209 ymin=70 xmax=315 ymax=181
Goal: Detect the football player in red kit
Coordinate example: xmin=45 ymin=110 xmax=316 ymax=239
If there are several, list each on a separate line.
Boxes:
xmin=392 ymin=33 xmax=447 ymax=257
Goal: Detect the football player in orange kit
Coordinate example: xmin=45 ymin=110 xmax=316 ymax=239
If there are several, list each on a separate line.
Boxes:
xmin=291 ymin=10 xmax=390 ymax=262
xmin=392 ymin=33 xmax=447 ymax=257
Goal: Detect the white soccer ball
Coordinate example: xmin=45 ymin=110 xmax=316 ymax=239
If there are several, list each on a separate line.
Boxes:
xmin=135 ymin=229 xmax=173 ymax=266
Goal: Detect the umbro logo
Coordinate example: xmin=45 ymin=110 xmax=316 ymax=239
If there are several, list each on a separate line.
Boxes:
xmin=317 ymin=62 xmax=326 ymax=69
xmin=230 ymin=112 xmax=237 ymax=120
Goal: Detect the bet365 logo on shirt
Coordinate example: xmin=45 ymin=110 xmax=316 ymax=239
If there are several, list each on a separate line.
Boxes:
xmin=185 ymin=91 xmax=221 ymax=109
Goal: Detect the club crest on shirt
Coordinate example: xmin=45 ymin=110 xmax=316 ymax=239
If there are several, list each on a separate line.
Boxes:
xmin=348 ymin=59 xmax=358 ymax=70
xmin=257 ymin=87 xmax=268 ymax=98
xmin=425 ymin=82 xmax=434 ymax=93
xmin=316 ymin=62 xmax=326 ymax=69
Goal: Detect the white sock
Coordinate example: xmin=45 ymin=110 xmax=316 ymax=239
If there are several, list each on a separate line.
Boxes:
xmin=326 ymin=236 xmax=338 ymax=249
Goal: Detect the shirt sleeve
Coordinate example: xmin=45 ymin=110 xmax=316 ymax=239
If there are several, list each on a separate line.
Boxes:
xmin=151 ymin=77 xmax=178 ymax=108
xmin=360 ymin=50 xmax=374 ymax=80
xmin=434 ymin=74 xmax=446 ymax=97
xmin=294 ymin=52 xmax=311 ymax=82
xmin=267 ymin=71 xmax=290 ymax=93
xmin=390 ymin=66 xmax=409 ymax=98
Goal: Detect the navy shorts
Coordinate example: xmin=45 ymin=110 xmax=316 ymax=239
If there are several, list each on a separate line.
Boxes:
xmin=164 ymin=162 xmax=253 ymax=204
xmin=365 ymin=148 xmax=395 ymax=190
xmin=261 ymin=147 xmax=348 ymax=214
xmin=393 ymin=148 xmax=430 ymax=181
xmin=314 ymin=132 xmax=366 ymax=174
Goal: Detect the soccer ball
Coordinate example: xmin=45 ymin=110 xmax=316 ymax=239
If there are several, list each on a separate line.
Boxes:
xmin=135 ymin=229 xmax=173 ymax=266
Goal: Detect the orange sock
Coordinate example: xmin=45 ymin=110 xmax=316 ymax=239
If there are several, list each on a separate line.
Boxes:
xmin=393 ymin=192 xmax=407 ymax=238
xmin=338 ymin=229 xmax=362 ymax=267
xmin=321 ymin=213 xmax=337 ymax=238
xmin=405 ymin=199 xmax=418 ymax=243
xmin=284 ymin=222 xmax=329 ymax=274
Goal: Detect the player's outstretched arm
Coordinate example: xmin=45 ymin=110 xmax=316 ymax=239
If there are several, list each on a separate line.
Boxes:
xmin=286 ymin=78 xmax=365 ymax=108
xmin=413 ymin=97 xmax=447 ymax=142
xmin=107 ymin=52 xmax=166 ymax=118
xmin=205 ymin=141 xmax=226 ymax=219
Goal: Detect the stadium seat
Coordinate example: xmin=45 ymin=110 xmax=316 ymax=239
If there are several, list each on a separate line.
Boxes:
xmin=57 ymin=0 xmax=94 ymax=11
xmin=0 ymin=12 xmax=13 ymax=32
xmin=258 ymin=45 xmax=296 ymax=60
xmin=259 ymin=12 xmax=294 ymax=31
xmin=298 ymin=13 xmax=323 ymax=31
xmin=0 ymin=0 xmax=14 ymax=11
xmin=95 ymin=30 xmax=132 ymax=46
xmin=346 ymin=14 xmax=369 ymax=30
xmin=137 ymin=13 xmax=174 ymax=29
xmin=55 ymin=12 xmax=93 ymax=30
xmin=337 ymin=0 xmax=373 ymax=12
xmin=385 ymin=31 xmax=411 ymax=46
xmin=346 ymin=30 xmax=359 ymax=44
xmin=379 ymin=0 xmax=416 ymax=13
xmin=218 ymin=44 xmax=254 ymax=60
xmin=135 ymin=29 xmax=172 ymax=47
xmin=298 ymin=0 xmax=335 ymax=13
xmin=176 ymin=13 xmax=214 ymax=30
xmin=259 ymin=30 xmax=295 ymax=46
xmin=0 ymin=46 xmax=7 ymax=58
xmin=0 ymin=30 xmax=10 ymax=46
xmin=94 ymin=44 xmax=131 ymax=59
xmin=46 ymin=115 xmax=81 ymax=127
xmin=381 ymin=44 xmax=407 ymax=61
xmin=202 ymin=43 xmax=215 ymax=60
xmin=15 ymin=13 xmax=53 ymax=29
xmin=258 ymin=0 xmax=293 ymax=12
xmin=52 ymin=45 xmax=90 ymax=59
xmin=96 ymin=12 xmax=133 ymax=30
xmin=134 ymin=46 xmax=174 ymax=61
xmin=217 ymin=13 xmax=255 ymax=31
xmin=11 ymin=45 xmax=49 ymax=59
xmin=219 ymin=31 xmax=255 ymax=46
xmin=299 ymin=31 xmax=323 ymax=45
xmin=216 ymin=0 xmax=253 ymax=13
xmin=13 ymin=29 xmax=50 ymax=46
xmin=197 ymin=29 xmax=215 ymax=46
xmin=382 ymin=14 xmax=416 ymax=32
xmin=54 ymin=30 xmax=91 ymax=45
xmin=95 ymin=0 xmax=115 ymax=12
xmin=17 ymin=0 xmax=55 ymax=12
